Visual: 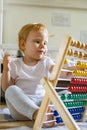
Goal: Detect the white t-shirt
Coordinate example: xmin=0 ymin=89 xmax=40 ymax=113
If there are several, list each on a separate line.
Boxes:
xmin=10 ymin=56 xmax=54 ymax=97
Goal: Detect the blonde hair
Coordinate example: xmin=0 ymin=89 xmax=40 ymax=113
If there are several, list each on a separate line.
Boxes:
xmin=18 ymin=23 xmax=48 ymax=51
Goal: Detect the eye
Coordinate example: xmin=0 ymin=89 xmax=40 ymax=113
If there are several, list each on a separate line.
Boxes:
xmin=44 ymin=42 xmax=47 ymax=45
xmin=36 ymin=40 xmax=40 ymax=44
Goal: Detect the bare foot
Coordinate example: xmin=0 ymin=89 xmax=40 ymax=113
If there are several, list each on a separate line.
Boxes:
xmin=33 ymin=107 xmax=55 ymax=128
xmin=43 ymin=106 xmax=55 ymax=128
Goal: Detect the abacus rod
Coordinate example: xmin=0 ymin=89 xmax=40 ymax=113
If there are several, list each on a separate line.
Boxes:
xmin=61 ymin=69 xmax=72 ymax=72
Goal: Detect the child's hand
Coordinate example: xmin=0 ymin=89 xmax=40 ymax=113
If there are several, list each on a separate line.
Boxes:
xmin=3 ymin=53 xmax=11 ymax=71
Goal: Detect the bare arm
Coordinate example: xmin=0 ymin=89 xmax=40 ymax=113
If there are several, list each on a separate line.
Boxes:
xmin=49 ymin=65 xmax=55 ymax=73
xmin=1 ymin=54 xmax=14 ymax=92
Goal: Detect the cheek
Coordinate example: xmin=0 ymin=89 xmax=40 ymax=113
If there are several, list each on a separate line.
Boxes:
xmin=24 ymin=45 xmax=31 ymax=54
xmin=45 ymin=46 xmax=48 ymax=54
xmin=25 ymin=43 xmax=32 ymax=51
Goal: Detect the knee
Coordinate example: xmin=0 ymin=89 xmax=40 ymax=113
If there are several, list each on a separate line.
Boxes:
xmin=5 ymin=85 xmax=19 ymax=99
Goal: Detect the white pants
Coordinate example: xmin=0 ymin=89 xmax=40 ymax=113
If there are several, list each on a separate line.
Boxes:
xmin=5 ymin=85 xmax=42 ymax=120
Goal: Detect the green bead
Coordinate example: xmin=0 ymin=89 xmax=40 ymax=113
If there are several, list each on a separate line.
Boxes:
xmin=61 ymin=94 xmax=66 ymax=100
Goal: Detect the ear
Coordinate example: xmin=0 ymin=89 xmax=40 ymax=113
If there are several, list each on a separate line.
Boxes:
xmin=19 ymin=39 xmax=26 ymax=52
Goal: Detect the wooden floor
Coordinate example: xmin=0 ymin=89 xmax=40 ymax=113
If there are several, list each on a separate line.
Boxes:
xmin=0 ymin=103 xmax=87 ymax=130
xmin=0 ymin=103 xmax=6 ymax=108
xmin=0 ymin=103 xmax=34 ymax=129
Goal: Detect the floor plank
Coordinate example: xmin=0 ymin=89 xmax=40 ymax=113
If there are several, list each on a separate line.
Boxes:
xmin=0 ymin=104 xmax=34 ymax=129
xmin=0 ymin=121 xmax=34 ymax=129
xmin=0 ymin=103 xmax=7 ymax=108
xmin=0 ymin=104 xmax=87 ymax=130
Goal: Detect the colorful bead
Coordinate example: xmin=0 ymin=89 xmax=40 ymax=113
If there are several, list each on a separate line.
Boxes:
xmin=67 ymin=93 xmax=87 ymax=100
xmin=68 ymin=86 xmax=87 ymax=92
xmin=71 ymin=78 xmax=87 ymax=85
xmin=64 ymin=101 xmax=87 ymax=107
xmin=76 ymin=61 xmax=87 ymax=69
xmin=72 ymin=70 xmax=87 ymax=77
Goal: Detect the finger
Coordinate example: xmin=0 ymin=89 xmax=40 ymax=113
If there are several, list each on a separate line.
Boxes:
xmin=3 ymin=54 xmax=11 ymax=62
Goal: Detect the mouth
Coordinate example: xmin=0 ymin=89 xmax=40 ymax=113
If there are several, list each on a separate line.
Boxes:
xmin=38 ymin=50 xmax=45 ymax=54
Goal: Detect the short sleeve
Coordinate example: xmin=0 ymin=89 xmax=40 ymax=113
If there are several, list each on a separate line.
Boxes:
xmin=44 ymin=57 xmax=55 ymax=78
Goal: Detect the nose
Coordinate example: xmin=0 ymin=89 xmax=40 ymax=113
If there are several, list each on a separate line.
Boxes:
xmin=39 ymin=42 xmax=45 ymax=48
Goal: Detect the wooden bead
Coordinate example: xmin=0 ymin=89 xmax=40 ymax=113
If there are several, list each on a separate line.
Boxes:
xmin=83 ymin=53 xmax=87 ymax=60
xmin=67 ymin=49 xmax=73 ymax=56
xmin=78 ymin=52 xmax=83 ymax=58
xmin=83 ymin=44 xmax=87 ymax=50
xmin=76 ymin=41 xmax=81 ymax=48
xmin=80 ymin=43 xmax=84 ymax=49
xmin=74 ymin=50 xmax=78 ymax=57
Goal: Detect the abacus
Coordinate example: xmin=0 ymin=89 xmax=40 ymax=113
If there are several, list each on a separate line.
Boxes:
xmin=33 ymin=36 xmax=87 ymax=130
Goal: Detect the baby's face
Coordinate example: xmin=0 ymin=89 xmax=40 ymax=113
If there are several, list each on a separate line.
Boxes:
xmin=23 ymin=30 xmax=48 ymax=61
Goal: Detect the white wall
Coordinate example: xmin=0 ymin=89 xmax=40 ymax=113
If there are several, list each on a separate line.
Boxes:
xmin=0 ymin=0 xmax=3 ymax=44
xmin=2 ymin=0 xmax=87 ymax=50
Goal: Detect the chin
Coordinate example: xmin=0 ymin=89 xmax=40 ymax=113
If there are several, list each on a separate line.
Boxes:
xmin=37 ymin=55 xmax=44 ymax=60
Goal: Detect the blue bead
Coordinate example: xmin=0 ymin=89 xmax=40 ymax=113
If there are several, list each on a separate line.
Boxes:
xmin=53 ymin=110 xmax=59 ymax=116
xmin=56 ymin=117 xmax=63 ymax=123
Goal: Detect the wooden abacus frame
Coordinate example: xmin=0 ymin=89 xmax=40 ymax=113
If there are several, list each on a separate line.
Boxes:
xmin=33 ymin=35 xmax=81 ymax=130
